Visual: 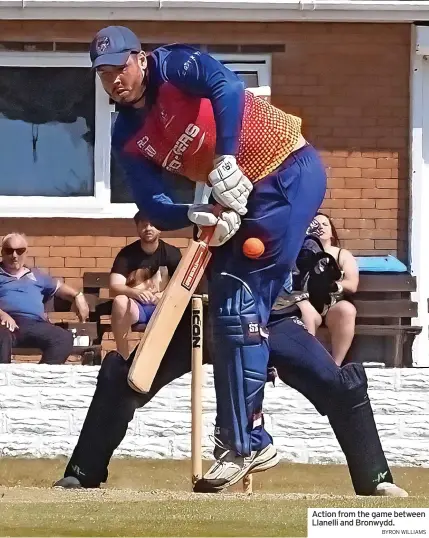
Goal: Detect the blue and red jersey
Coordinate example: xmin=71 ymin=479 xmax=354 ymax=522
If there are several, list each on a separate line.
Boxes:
xmin=112 ymin=44 xmax=302 ymax=231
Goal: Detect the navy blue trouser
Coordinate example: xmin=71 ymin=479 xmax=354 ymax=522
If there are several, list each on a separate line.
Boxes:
xmin=64 ymin=305 xmax=392 ymax=495
xmin=207 ymin=144 xmax=327 ymax=455
xmin=0 ymin=316 xmax=73 ymax=364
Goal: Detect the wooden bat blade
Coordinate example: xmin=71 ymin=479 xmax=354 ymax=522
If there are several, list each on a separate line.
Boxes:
xmin=127 ymin=238 xmax=212 ymax=394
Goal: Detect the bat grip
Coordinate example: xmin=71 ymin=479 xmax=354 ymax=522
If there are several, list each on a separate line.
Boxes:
xmin=197 ymin=203 xmax=223 ymax=246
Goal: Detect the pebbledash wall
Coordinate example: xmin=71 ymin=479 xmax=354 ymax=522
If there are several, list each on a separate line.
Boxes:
xmin=0 ymin=20 xmax=411 ymax=294
xmin=1 ymin=364 xmax=429 ymax=466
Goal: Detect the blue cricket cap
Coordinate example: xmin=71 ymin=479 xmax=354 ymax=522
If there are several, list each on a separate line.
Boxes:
xmin=90 ymin=26 xmax=141 ymax=69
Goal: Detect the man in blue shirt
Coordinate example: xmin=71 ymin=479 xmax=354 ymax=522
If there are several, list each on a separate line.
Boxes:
xmin=0 ymin=233 xmax=89 ymax=364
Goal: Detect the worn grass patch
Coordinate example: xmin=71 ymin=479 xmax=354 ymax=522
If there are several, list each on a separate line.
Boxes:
xmin=1 ymin=459 xmax=429 ymax=536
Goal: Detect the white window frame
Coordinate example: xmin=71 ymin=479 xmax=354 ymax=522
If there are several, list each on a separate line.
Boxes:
xmin=410 ymin=25 xmax=429 ymax=367
xmin=0 ymin=51 xmax=271 ymax=219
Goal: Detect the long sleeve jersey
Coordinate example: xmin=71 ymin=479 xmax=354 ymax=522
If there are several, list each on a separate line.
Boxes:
xmin=112 ymin=44 xmax=302 ymax=231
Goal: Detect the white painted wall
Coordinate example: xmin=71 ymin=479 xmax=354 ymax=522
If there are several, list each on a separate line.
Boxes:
xmin=1 ymin=365 xmax=429 ymax=467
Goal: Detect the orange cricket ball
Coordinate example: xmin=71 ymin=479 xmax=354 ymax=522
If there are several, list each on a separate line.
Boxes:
xmin=242 ymin=237 xmax=265 ymax=259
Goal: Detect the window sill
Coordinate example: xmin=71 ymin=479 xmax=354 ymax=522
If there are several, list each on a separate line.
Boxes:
xmin=0 ymin=200 xmax=139 ymax=219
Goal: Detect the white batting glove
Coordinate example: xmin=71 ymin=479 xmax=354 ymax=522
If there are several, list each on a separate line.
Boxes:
xmin=208 ymin=156 xmax=253 ymax=216
xmin=188 ymin=204 xmax=241 ymax=247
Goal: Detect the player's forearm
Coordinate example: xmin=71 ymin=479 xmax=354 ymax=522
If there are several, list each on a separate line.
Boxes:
xmin=109 ymin=284 xmax=137 ymax=299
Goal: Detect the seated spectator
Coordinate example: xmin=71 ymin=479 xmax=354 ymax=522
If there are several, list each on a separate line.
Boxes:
xmin=0 ymin=233 xmax=89 ymax=364
xmin=109 ymin=212 xmax=182 ymax=358
xmin=296 ymin=213 xmax=359 ymax=366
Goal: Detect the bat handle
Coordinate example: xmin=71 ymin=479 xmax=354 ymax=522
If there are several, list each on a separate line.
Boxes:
xmin=197 ymin=203 xmax=223 ymax=246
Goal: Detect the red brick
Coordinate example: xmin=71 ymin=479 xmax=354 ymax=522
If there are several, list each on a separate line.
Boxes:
xmin=50 ymin=246 xmax=80 ymax=257
xmin=327 ymin=178 xmax=345 ymax=189
xmin=345 ymin=219 xmax=375 ymax=229
xmin=328 ymin=218 xmax=343 ymax=228
xmin=375 ymin=178 xmax=399 ymax=189
xmin=330 ymin=209 xmax=361 ymax=219
xmin=375 ymin=240 xmax=398 ymax=249
xmin=329 ymin=168 xmax=362 ymax=178
xmin=81 ymin=247 xmax=112 ymax=258
xmin=362 ymin=168 xmax=392 ymax=179
xmin=322 ymin=157 xmax=347 ymax=167
xmin=27 ymin=247 xmax=50 ymax=257
xmin=32 ymin=236 xmax=65 ymax=246
xmin=64 ymin=278 xmax=83 ymax=289
xmin=49 ymin=268 xmax=80 ymax=278
xmin=344 ymin=199 xmax=375 ymax=209
xmin=320 ymin=199 xmax=345 ymax=209
xmin=361 ymin=209 xmax=398 ymax=219
xmin=376 ymin=199 xmax=399 ymax=209
xmin=345 ymin=178 xmax=375 ymax=189
xmin=330 ymin=189 xmax=361 ymax=199
xmin=96 ymin=257 xmax=115 ymax=268
xmin=377 ymin=157 xmax=398 ymax=169
xmin=65 ymin=257 xmax=96 ymax=268
xmin=164 ymin=238 xmax=191 ymax=248
xmin=337 ymin=229 xmax=360 ymax=240
xmin=375 ymin=219 xmax=397 ymax=229
xmin=95 ymin=236 xmax=127 ymax=247
xmin=346 ymin=157 xmax=376 ymax=168
xmin=35 ymin=257 xmax=64 ymax=268
xmin=343 ymin=239 xmax=375 ymax=250
xmin=361 ymin=189 xmax=398 ymax=199
xmin=361 ymin=229 xmax=392 ymax=239
xmin=64 ymin=236 xmax=96 ymax=246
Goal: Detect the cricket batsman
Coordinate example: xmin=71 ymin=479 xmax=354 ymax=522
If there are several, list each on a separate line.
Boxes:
xmin=59 ymin=26 xmax=404 ymax=495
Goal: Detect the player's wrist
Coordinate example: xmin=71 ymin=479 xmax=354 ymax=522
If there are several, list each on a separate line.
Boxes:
xmin=213 ymin=154 xmax=236 ymax=167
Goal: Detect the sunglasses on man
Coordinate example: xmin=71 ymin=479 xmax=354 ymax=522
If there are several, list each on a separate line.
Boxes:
xmin=2 ymin=247 xmax=26 ymax=256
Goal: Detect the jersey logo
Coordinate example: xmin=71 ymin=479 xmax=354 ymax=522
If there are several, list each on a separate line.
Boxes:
xmin=162 ymin=123 xmax=202 ymax=173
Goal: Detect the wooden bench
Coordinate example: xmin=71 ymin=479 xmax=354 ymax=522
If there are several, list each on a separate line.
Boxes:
xmin=83 ymin=271 xmax=422 ymax=368
xmin=11 ymin=295 xmax=102 ymax=365
xmin=340 ymin=273 xmax=421 ymax=367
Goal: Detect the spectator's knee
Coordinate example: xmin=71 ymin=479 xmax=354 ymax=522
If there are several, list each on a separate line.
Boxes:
xmin=335 ymin=300 xmax=357 ymax=322
xmin=112 ymin=295 xmax=131 ymax=315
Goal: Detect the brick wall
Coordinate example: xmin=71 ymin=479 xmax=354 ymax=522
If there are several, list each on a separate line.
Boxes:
xmin=0 ymin=21 xmax=411 ymax=271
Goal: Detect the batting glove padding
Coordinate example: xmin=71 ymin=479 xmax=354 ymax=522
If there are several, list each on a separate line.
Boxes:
xmin=188 ymin=204 xmax=241 ymax=247
xmin=208 ymin=156 xmax=253 ymax=216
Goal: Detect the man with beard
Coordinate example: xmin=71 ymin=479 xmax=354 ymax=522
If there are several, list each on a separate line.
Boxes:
xmin=109 ymin=211 xmax=182 ymax=358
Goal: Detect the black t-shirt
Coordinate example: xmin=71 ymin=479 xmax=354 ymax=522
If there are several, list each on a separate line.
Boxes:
xmin=111 ymin=239 xmax=182 ymax=279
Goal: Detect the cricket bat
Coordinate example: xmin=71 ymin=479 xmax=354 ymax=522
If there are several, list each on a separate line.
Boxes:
xmin=127 ymin=224 xmax=214 ymax=393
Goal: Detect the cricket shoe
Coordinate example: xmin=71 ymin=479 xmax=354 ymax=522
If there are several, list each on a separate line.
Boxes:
xmin=373 ymin=482 xmax=409 ymax=497
xmin=193 ymin=443 xmax=280 ymax=493
xmin=52 ymin=476 xmax=84 ymax=489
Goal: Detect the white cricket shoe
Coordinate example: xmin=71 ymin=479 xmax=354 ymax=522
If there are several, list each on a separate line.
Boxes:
xmin=193 ymin=443 xmax=280 ymax=493
xmin=373 ymin=482 xmax=409 ymax=497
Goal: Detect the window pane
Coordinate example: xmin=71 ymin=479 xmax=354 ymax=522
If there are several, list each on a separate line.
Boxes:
xmin=110 ymin=111 xmax=134 ymax=203
xmin=235 ymin=71 xmax=259 ymax=88
xmin=0 ymin=67 xmax=95 ymax=197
